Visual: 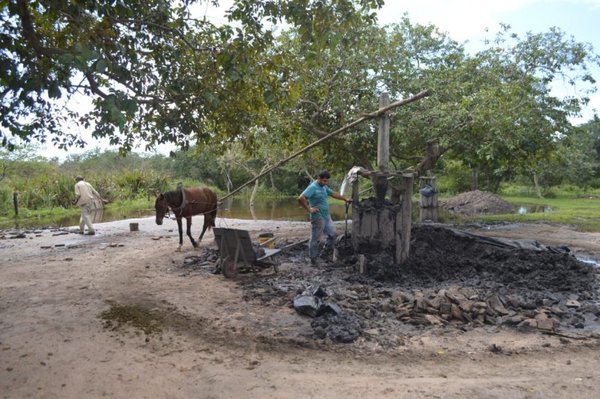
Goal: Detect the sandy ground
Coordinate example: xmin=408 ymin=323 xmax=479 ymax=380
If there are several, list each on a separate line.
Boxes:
xmin=1 ymin=216 xmax=600 ymax=399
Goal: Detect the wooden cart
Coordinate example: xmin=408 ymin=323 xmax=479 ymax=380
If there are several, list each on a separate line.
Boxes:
xmin=213 ymin=228 xmax=282 ymax=278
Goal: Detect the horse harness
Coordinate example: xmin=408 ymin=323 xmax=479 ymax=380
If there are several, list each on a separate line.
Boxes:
xmin=167 ymin=188 xmax=218 ymax=218
xmin=172 ymin=187 xmax=188 ymax=217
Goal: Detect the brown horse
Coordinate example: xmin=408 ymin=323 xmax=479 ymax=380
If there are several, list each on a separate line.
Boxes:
xmin=155 ymin=186 xmax=218 ymax=250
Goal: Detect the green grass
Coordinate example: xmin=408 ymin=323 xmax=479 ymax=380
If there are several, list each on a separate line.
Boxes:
xmin=470 ymin=194 xmax=600 ymax=232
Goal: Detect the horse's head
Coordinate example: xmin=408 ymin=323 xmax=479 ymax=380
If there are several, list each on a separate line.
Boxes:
xmin=155 ymin=193 xmax=168 ymax=225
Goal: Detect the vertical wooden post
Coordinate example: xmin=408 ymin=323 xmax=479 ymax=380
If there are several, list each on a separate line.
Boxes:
xmin=397 ymin=174 xmax=413 ymax=265
xmin=375 ymin=93 xmax=390 ymax=205
xmin=358 ymin=254 xmax=367 ymax=274
xmin=377 ymin=93 xmax=390 ymax=172
xmin=351 ymin=180 xmax=360 ymax=250
xmin=13 ymin=191 xmax=18 ymax=216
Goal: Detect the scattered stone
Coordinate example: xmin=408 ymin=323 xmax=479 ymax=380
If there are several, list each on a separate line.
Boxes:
xmin=517 ymin=318 xmax=538 ymax=331
xmin=319 ymin=302 xmax=342 ymax=316
xmin=566 ymin=299 xmax=581 ymax=309
xmin=423 ymin=314 xmax=446 ymax=326
xmin=537 ymin=318 xmax=555 ymax=331
xmin=487 ymin=295 xmax=509 ymax=315
xmin=293 ymin=286 xmax=342 ymax=318
xmin=489 ymin=344 xmax=503 ymax=353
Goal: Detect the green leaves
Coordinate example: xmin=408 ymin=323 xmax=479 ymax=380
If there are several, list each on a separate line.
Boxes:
xmin=1 ymin=0 xmax=599 ymax=198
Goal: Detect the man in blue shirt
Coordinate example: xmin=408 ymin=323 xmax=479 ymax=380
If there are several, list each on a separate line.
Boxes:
xmin=298 ymin=170 xmax=351 ymax=265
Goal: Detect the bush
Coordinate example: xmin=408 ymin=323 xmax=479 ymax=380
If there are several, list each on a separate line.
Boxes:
xmin=498 ymin=183 xmax=537 ymax=197
xmin=0 ymin=186 xmax=13 ymax=216
xmin=437 ymin=161 xmax=471 ymax=194
xmin=588 ymin=178 xmax=600 ymax=189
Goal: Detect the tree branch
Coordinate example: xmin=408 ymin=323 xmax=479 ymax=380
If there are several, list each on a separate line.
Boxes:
xmin=16 ymin=0 xmax=66 ymax=58
xmin=108 ymin=17 xmax=220 ymax=53
xmin=84 ymin=72 xmax=109 ymax=98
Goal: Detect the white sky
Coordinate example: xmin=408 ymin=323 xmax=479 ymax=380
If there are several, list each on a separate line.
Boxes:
xmin=40 ymin=0 xmax=600 ymax=160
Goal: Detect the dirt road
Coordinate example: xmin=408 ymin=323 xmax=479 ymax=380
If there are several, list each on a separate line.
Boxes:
xmin=1 ymin=217 xmax=599 ymax=398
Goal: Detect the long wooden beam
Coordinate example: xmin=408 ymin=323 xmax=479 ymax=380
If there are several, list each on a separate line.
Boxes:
xmin=219 ymin=89 xmax=431 ymax=202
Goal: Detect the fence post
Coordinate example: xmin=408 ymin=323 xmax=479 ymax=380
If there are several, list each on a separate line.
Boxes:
xmin=13 ymin=191 xmax=18 ymax=216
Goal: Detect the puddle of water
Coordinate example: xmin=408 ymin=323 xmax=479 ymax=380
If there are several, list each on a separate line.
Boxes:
xmin=0 ymin=208 xmax=155 ymax=230
xmin=0 ymin=198 xmax=550 ymax=230
xmin=517 ymin=205 xmax=553 ymax=214
xmin=576 ymin=255 xmax=600 ymax=268
xmin=217 ymin=197 xmax=349 ymax=221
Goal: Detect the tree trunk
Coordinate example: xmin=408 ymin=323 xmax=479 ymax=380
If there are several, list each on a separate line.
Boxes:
xmin=471 ymin=165 xmax=479 ymax=191
xmin=269 ymin=171 xmax=276 ymax=191
xmin=223 ymin=170 xmax=232 ymax=194
xmin=490 ymin=177 xmax=502 ymax=194
xmin=304 ymin=169 xmax=313 ymax=181
xmin=533 ymin=173 xmax=543 ymax=199
xmin=250 ymin=178 xmax=259 ymax=206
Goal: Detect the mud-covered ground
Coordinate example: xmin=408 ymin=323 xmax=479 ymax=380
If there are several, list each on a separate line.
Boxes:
xmin=2 ymin=216 xmax=600 ymax=398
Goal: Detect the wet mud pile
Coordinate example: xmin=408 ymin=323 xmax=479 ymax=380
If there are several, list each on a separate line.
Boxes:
xmin=184 ymin=225 xmax=600 ymax=347
xmin=372 ymin=225 xmax=595 ymax=295
xmin=356 ymin=225 xmax=600 ymax=335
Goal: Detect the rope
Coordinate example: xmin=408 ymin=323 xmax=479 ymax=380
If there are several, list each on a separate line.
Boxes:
xmin=167 ymin=199 xmax=221 ymax=217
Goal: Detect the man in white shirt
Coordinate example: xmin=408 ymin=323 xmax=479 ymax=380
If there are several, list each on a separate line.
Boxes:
xmin=73 ymin=176 xmax=104 ymax=235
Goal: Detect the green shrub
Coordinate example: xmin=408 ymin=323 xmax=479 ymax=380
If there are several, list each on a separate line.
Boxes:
xmin=0 ymin=186 xmax=13 ymax=216
xmin=588 ymin=178 xmax=600 ymax=189
xmin=437 ymin=161 xmax=471 ymax=194
xmin=498 ymin=183 xmax=537 ymax=197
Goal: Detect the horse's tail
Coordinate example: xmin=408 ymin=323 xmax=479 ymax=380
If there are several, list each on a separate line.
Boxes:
xmin=205 ymin=191 xmax=218 ymax=230
xmin=206 ymin=208 xmax=217 ymax=230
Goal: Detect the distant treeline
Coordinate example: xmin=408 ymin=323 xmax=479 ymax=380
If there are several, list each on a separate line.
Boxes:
xmin=0 ymin=147 xmax=311 ymax=216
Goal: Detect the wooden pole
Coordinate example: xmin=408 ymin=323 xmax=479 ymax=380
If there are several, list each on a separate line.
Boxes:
xmin=374 ymin=93 xmax=390 ymax=205
xmin=397 ymin=174 xmax=414 ymax=265
xmin=218 ymin=89 xmax=431 ymax=202
xmin=377 ymin=93 xmax=390 ymax=172
xmin=351 ymin=179 xmax=360 ymax=250
xmin=13 ymin=191 xmax=18 ymax=216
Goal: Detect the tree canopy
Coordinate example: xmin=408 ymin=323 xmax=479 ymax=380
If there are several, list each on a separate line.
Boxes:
xmin=1 ymin=0 xmax=382 ymax=151
xmin=2 ymin=0 xmax=600 ymax=193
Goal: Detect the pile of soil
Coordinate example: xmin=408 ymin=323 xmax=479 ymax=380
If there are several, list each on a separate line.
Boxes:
xmin=441 ymin=190 xmax=514 ymax=215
